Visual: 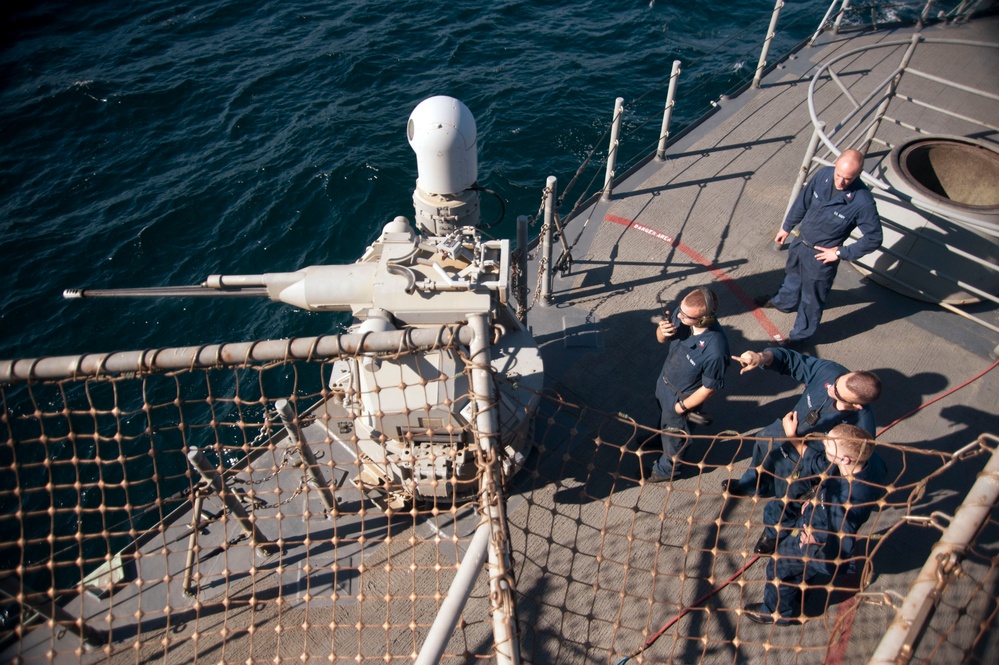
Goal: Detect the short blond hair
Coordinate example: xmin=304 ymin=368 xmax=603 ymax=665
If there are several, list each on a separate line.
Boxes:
xmin=828 ymin=424 xmax=875 ymax=463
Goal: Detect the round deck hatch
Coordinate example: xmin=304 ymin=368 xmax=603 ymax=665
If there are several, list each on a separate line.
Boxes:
xmin=893 ymin=137 xmax=999 ymax=211
xmin=861 ymin=136 xmax=999 ymax=305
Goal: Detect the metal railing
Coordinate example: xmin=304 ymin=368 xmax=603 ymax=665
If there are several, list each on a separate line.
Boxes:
xmin=0 ymin=325 xmax=523 ymax=664
xmin=532 ymin=1 xmax=988 ymax=305
xmin=582 ymin=1 xmax=978 ymax=204
xmin=1 ymin=339 xmax=997 ymax=663
xmin=785 ymin=34 xmax=999 ymax=338
xmin=870 ymin=434 xmax=999 ymax=663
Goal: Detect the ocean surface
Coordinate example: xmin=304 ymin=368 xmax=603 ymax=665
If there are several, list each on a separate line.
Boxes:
xmin=1 ymin=0 xmax=837 ymax=361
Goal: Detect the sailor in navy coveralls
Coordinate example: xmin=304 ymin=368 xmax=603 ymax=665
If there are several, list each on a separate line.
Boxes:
xmin=754 ymin=424 xmax=827 ymax=555
xmin=761 ymin=149 xmax=882 ymax=346
xmin=650 ymin=288 xmax=730 ymax=482
xmin=727 ymin=347 xmax=880 ymax=499
xmin=743 ymin=423 xmax=888 ymax=624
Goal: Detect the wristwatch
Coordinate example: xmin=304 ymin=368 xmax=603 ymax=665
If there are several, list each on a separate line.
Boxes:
xmin=835 ymin=249 xmax=841 ymax=257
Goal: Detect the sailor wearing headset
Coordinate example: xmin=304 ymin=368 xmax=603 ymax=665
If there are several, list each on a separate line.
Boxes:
xmin=648 ymin=287 xmax=730 ymax=483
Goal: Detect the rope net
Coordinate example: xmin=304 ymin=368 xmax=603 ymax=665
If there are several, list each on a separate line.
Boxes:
xmin=0 ymin=348 xmax=995 ymax=664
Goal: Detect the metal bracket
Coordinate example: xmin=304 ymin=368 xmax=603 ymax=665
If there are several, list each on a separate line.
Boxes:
xmin=901 ymin=511 xmax=953 ymax=533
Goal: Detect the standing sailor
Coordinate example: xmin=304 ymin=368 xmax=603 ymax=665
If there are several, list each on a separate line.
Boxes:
xmin=757 ymin=149 xmax=882 ymax=349
xmin=649 ymin=287 xmax=730 ymax=482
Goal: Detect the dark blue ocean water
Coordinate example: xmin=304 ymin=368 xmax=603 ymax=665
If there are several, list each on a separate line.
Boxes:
xmin=1 ymin=0 xmax=833 ymax=360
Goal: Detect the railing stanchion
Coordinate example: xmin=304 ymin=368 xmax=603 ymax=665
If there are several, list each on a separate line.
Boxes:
xmin=182 ymin=490 xmax=206 ymax=596
xmin=656 ymin=60 xmax=682 ymax=161
xmin=541 ymin=176 xmax=556 ymax=305
xmin=601 ymin=97 xmax=624 ymax=201
xmin=783 ymin=122 xmax=826 ymax=223
xmin=276 ymin=399 xmax=338 ymax=513
xmin=919 ymin=0 xmax=936 ymax=25
xmin=187 ymin=447 xmax=278 ymax=556
xmin=809 ymin=0 xmax=842 ymax=46
xmin=833 ymin=0 xmax=851 ymax=34
xmin=753 ymin=0 xmax=785 ymax=88
xmin=955 ymin=0 xmax=973 ymax=21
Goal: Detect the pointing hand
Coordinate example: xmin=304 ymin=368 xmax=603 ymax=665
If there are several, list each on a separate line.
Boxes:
xmin=731 ymin=351 xmax=761 ymax=374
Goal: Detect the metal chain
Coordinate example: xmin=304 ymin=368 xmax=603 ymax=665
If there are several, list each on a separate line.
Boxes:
xmin=230 ymin=447 xmax=294 ymax=486
xmin=532 ymin=185 xmax=549 ymax=226
xmin=271 ymin=476 xmax=309 ymax=508
xmin=228 ymin=410 xmax=318 ymax=487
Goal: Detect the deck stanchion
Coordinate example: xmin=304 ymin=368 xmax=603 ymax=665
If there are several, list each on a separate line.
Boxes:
xmin=516 ymin=215 xmax=529 ymax=322
xmin=601 ymin=98 xmax=624 ymax=201
xmin=276 ymin=398 xmax=338 ymax=513
xmin=753 ymin=0 xmax=785 ymax=88
xmin=467 ymin=313 xmax=521 ymax=665
xmin=182 ymin=490 xmax=206 ymax=596
xmin=870 ymin=439 xmax=999 ymax=663
xmin=187 ymin=447 xmax=278 ymax=556
xmin=415 ymin=521 xmax=491 ymax=664
xmin=656 ymin=61 xmax=682 ymax=161
xmin=783 ymin=122 xmax=826 ymax=224
xmin=920 ymin=0 xmax=936 ymax=24
xmin=541 ymin=176 xmax=556 ymax=305
xmin=808 ymin=0 xmax=842 ymax=46
xmin=860 ymin=33 xmax=920 ymax=154
xmin=833 ymin=0 xmax=851 ymax=34
xmin=957 ymin=1 xmax=975 ymax=21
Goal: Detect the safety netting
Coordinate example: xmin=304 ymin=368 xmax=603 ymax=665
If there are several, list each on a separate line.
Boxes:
xmin=0 ymin=345 xmax=996 ymax=664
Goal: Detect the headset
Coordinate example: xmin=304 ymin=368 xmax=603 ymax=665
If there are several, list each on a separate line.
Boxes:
xmin=692 ymin=286 xmax=718 ymax=328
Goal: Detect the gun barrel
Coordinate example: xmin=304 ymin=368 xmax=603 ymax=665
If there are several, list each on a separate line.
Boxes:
xmin=63 ymin=285 xmax=269 ymax=299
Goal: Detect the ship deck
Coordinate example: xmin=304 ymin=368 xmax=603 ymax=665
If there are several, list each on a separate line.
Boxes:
xmin=518 ymin=13 xmax=999 ymax=664
xmin=5 ymin=12 xmax=999 ymax=665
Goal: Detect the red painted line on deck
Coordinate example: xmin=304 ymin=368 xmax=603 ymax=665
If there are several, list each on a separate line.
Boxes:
xmin=824 ymin=595 xmax=858 ymax=665
xmin=605 ymin=213 xmax=863 ymax=662
xmin=603 ymin=214 xmax=783 ymax=340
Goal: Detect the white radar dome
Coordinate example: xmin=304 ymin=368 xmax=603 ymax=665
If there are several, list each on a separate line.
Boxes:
xmin=407 ymin=96 xmax=478 ymax=196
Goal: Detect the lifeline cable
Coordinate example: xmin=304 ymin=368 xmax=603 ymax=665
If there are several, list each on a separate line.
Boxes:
xmin=615 ymin=554 xmax=762 ymax=664
xmin=616 ymin=358 xmax=998 ymax=664
xmin=819 ymin=356 xmax=999 ymax=665
xmin=876 ymin=357 xmax=999 ymax=438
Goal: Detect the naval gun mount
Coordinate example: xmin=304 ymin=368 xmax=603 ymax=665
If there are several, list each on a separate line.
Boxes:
xmin=300 ymin=218 xmax=544 ymax=509
xmin=63 ymin=95 xmax=544 ymax=509
xmin=66 ymin=219 xmax=544 ymax=509
xmin=303 ymin=218 xmax=543 ymax=509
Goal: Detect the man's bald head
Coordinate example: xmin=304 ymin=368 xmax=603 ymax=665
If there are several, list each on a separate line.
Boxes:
xmin=833 ymin=150 xmax=865 ymax=190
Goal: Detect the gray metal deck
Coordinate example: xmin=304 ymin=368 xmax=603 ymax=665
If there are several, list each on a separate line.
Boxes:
xmin=513 ymin=13 xmax=999 ymax=664
xmin=4 ymin=12 xmax=998 ymax=665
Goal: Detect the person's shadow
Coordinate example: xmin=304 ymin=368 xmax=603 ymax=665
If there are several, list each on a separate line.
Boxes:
xmin=860 ymin=403 xmax=998 ymax=587
xmin=869 ymin=368 xmax=949 ymax=434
